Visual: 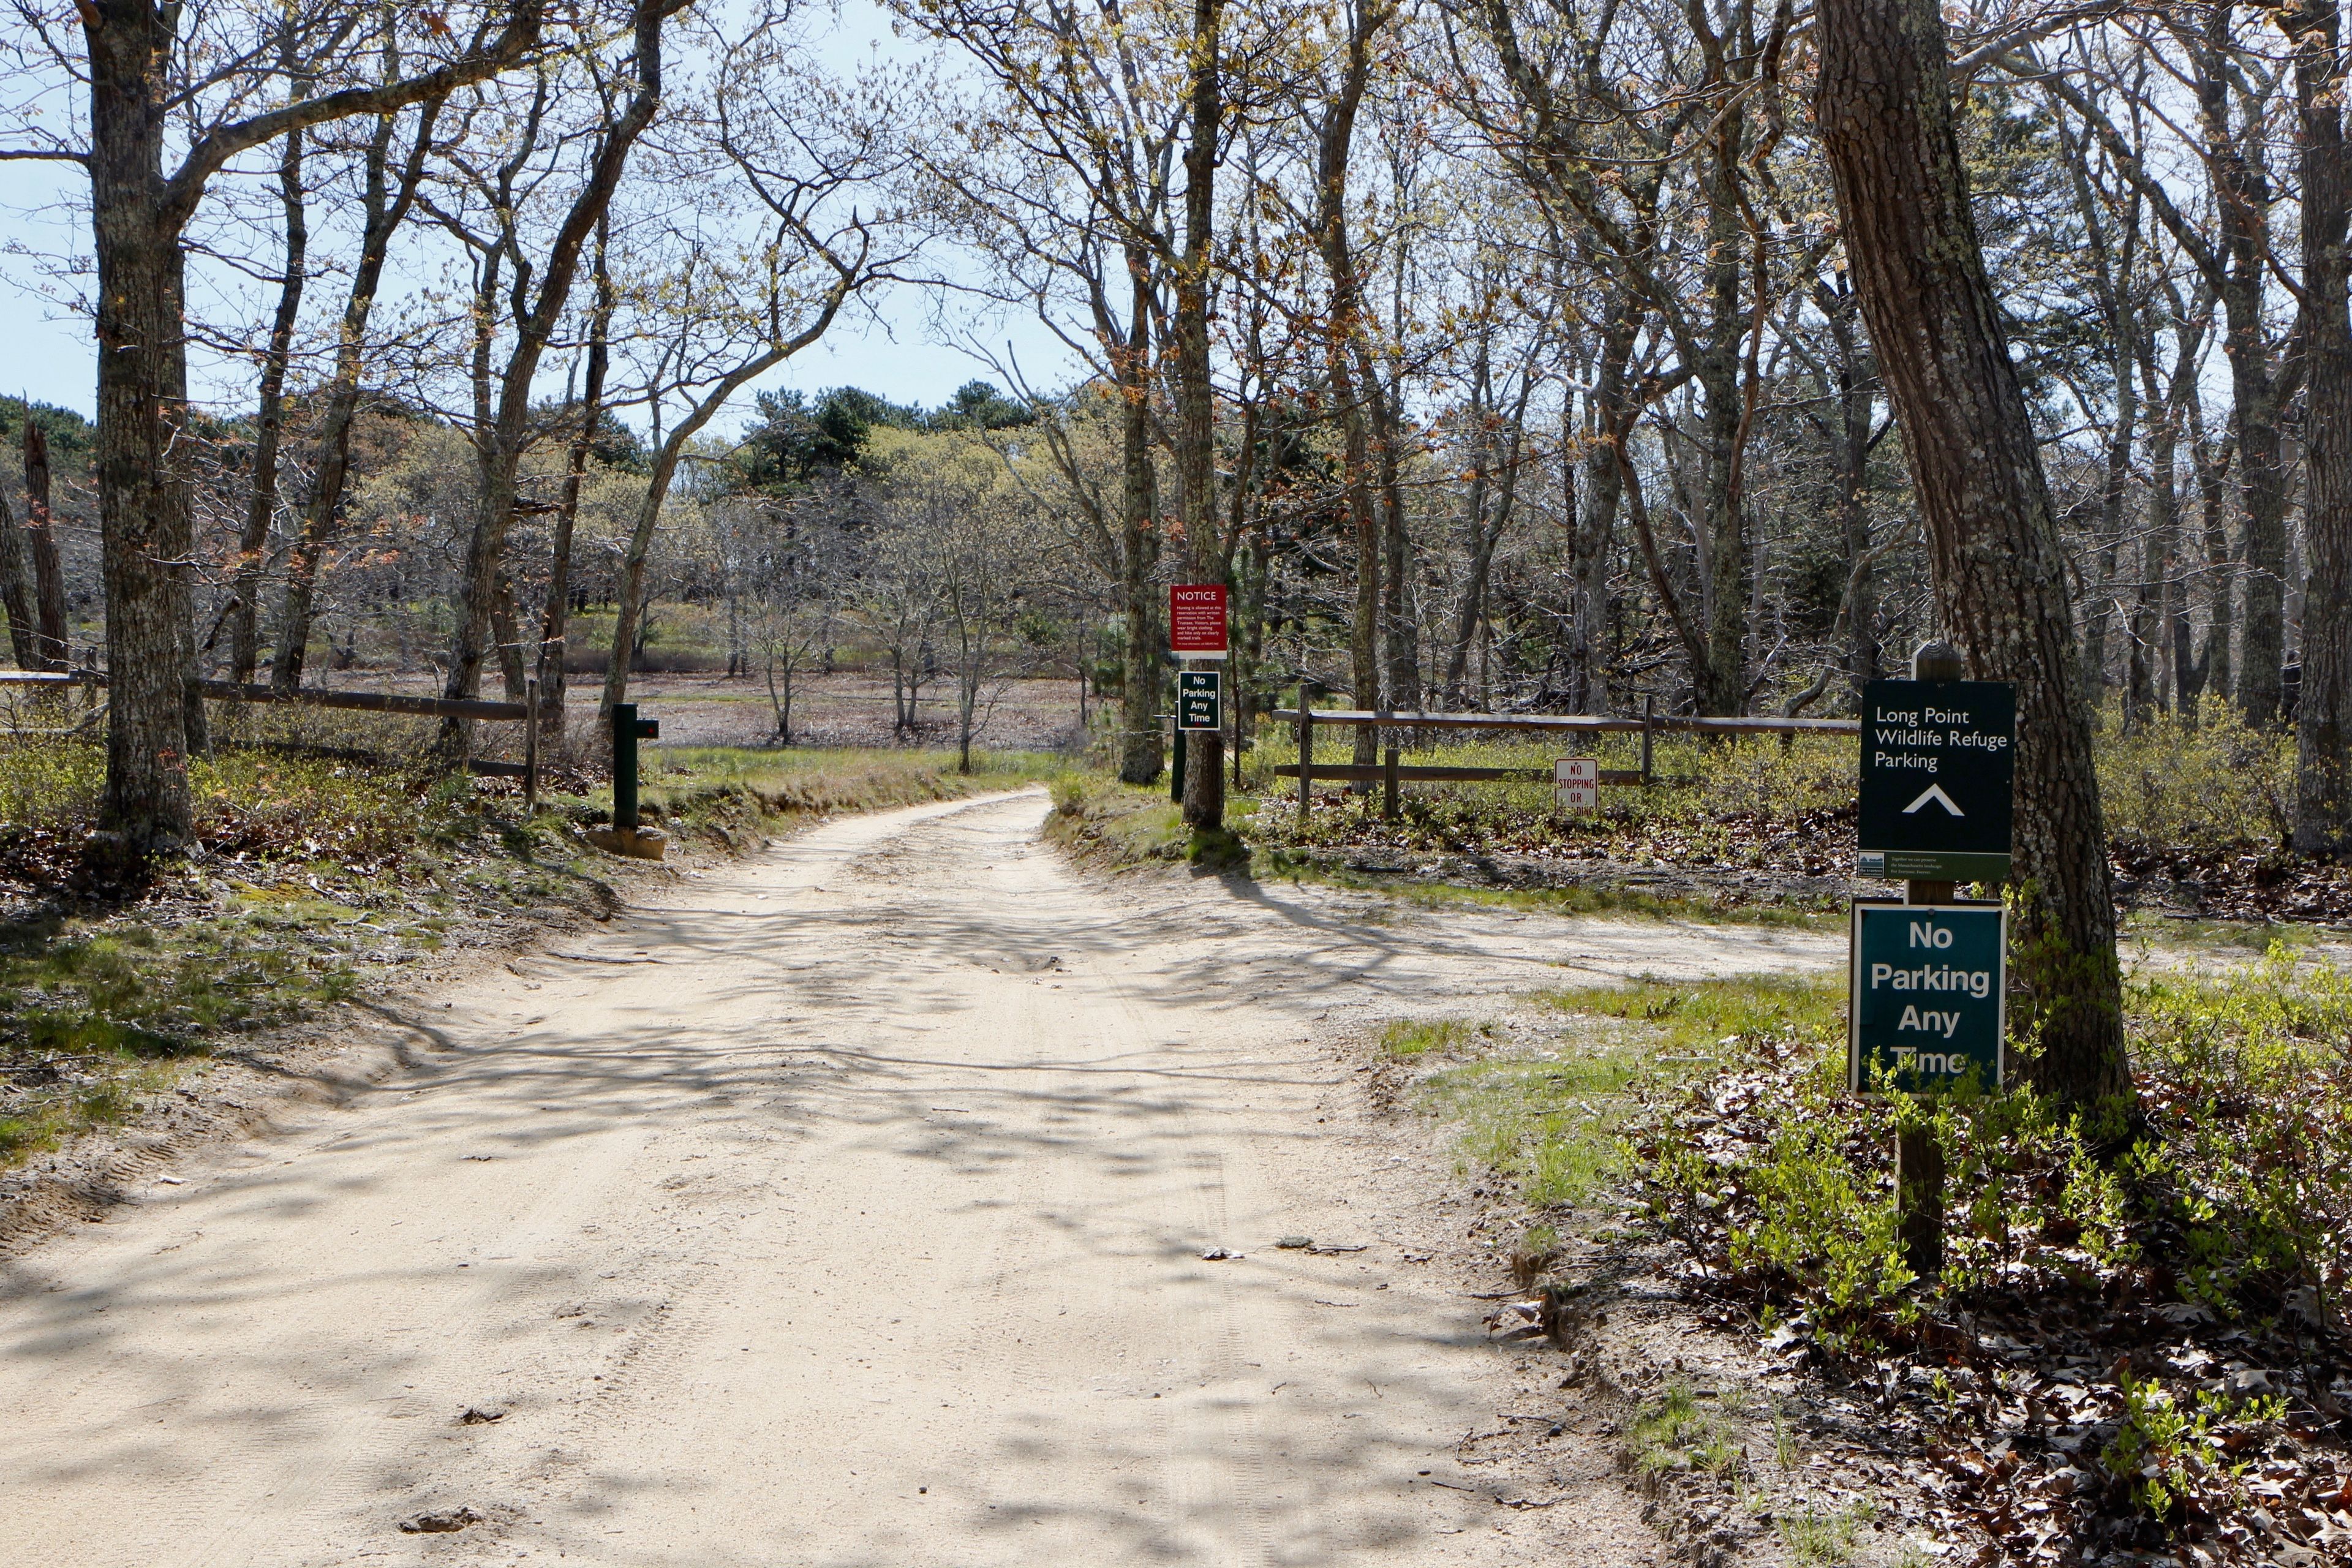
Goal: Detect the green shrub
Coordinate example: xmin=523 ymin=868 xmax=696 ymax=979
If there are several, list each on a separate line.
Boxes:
xmin=1623 ymin=951 xmax=2352 ymax=1352
xmin=2097 ymin=702 xmax=2297 ymax=850
xmin=2101 ymin=1373 xmax=2282 ymax=1525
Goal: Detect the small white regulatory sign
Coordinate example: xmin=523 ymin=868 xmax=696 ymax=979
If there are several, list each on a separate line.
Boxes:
xmin=1555 ymin=757 xmax=1601 ymax=812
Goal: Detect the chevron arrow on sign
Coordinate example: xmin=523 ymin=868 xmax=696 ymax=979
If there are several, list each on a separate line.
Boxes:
xmin=1902 ymin=783 xmax=1964 ymax=816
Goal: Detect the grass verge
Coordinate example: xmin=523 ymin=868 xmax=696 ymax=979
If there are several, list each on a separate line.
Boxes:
xmin=1370 ymin=976 xmax=1833 ymax=1221
xmin=1046 ymin=774 xmax=1841 ymax=925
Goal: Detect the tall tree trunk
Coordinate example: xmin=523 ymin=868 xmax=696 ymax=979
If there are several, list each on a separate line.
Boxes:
xmin=1442 ymin=349 xmax=1498 ymax=708
xmin=2288 ymin=0 xmax=2352 ymax=856
xmin=86 ymin=6 xmax=197 ymax=845
xmin=2082 ymin=374 xmax=2135 ymax=715
xmin=1575 ymin=296 xmax=1637 ymax=714
xmin=1369 ymin=369 xmax=1420 ymax=714
xmin=2181 ymin=415 xmax=2236 ymax=717
xmin=229 ymin=100 xmax=306 ymax=685
xmin=1442 ymin=350 xmax=1531 ymax=710
xmin=1312 ymin=0 xmax=1393 ymax=758
xmin=1821 ymin=282 xmax=1881 ymax=696
xmin=1117 ymin=265 xmax=1163 ymax=785
xmin=21 ymin=423 xmax=69 ymax=671
xmin=1175 ymin=0 xmax=1226 ymax=832
xmin=2130 ymin=374 xmax=2179 ymax=733
xmin=0 ymin=484 xmax=35 ymax=669
xmin=1695 ymin=135 xmax=1747 ymax=716
xmin=1816 ymin=0 xmax=2132 ymax=1113
xmin=536 ymin=219 xmax=614 ymax=746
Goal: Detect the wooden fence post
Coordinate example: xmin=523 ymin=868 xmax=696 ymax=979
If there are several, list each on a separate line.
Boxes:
xmin=1382 ymin=745 xmax=1400 ymax=821
xmin=1297 ymin=701 xmax=1313 ymax=829
xmin=524 ymin=675 xmax=540 ymax=815
xmin=1896 ymin=638 xmax=1966 ymax=1280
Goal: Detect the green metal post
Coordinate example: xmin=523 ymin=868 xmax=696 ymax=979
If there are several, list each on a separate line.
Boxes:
xmin=614 ymin=703 xmax=641 ymax=831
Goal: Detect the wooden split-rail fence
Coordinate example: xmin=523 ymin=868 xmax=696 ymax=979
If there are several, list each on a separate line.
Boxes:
xmin=1267 ymin=698 xmax=1862 ymax=821
xmin=0 ymin=669 xmax=548 ymax=804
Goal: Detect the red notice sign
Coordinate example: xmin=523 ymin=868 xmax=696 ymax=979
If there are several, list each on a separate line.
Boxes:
xmin=1169 ymin=583 xmax=1229 ymax=658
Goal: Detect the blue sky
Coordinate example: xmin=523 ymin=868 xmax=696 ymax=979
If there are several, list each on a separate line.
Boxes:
xmin=0 ymin=0 xmax=1080 ymax=426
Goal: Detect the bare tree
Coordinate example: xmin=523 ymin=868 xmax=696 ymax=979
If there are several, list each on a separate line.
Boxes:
xmin=1816 ymin=0 xmax=2130 ymax=1112
xmin=597 ymin=16 xmax=905 ymax=720
xmin=1 ymin=1 xmax=548 ymax=852
xmin=439 ymin=0 xmax=688 ymax=757
xmin=273 ymin=74 xmax=447 ymax=692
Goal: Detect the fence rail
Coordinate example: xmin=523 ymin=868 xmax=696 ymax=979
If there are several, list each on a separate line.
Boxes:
xmin=1261 ymin=707 xmax=1860 ymax=736
xmin=0 ymin=669 xmax=539 ymax=791
xmin=0 ymin=670 xmax=527 ymax=723
xmin=1266 ymin=763 xmax=1648 ymax=786
xmin=1272 ymin=703 xmax=1858 ymax=823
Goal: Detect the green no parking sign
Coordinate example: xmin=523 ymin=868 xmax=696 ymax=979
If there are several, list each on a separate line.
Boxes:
xmin=1849 ymin=902 xmax=2006 ymax=1093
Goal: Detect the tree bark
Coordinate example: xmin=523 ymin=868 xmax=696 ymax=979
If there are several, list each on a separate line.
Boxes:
xmin=2129 ymin=364 xmax=2177 ymax=733
xmin=1175 ymin=0 xmax=1226 ymax=832
xmin=1819 ymin=279 xmax=1881 ymax=696
xmin=1815 ymin=0 xmax=2132 ymax=1112
xmin=0 ymin=483 xmax=34 ymax=669
xmin=535 ymin=219 xmax=614 ymax=746
xmin=1694 ymin=129 xmax=1747 ymax=717
xmin=85 ymin=5 xmax=195 ymax=843
xmin=2181 ymin=413 xmax=2236 ymax=716
xmin=1311 ymin=0 xmax=1392 ymax=759
xmin=1117 ymin=265 xmax=1164 ymax=785
xmin=1369 ymin=367 xmax=1421 ymax=715
xmin=21 ymin=422 xmax=68 ymax=671
xmin=2287 ymin=0 xmax=2352 ymax=856
xmin=1441 ymin=365 xmax=1496 ymax=712
xmin=1573 ymin=290 xmax=1638 ymax=714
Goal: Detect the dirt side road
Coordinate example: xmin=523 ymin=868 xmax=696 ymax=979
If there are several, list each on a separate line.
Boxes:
xmin=0 ymin=790 xmax=1837 ymax=1568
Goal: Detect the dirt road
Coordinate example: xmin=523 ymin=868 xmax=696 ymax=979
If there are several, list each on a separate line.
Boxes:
xmin=0 ymin=790 xmax=1837 ymax=1567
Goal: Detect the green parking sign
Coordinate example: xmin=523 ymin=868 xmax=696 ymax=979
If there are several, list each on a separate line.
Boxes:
xmin=1177 ymin=671 xmax=1221 ymax=731
xmin=1849 ymin=902 xmax=2005 ymax=1093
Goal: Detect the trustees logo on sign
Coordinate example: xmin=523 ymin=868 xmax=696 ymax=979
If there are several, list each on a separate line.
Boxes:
xmin=1169 ymin=584 xmax=1228 ymax=658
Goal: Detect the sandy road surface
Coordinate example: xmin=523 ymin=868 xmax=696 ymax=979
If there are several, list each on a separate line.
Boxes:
xmin=0 ymin=790 xmax=1837 ymax=1567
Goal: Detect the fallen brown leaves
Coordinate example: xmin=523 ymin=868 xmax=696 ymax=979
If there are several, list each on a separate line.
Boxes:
xmin=1632 ymin=1041 xmax=2352 ymax=1565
